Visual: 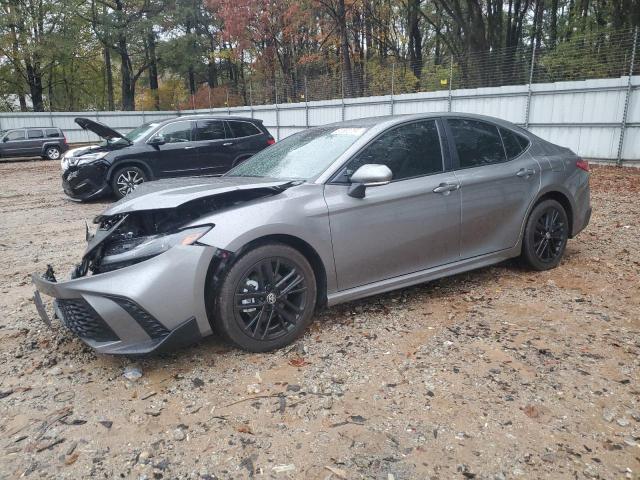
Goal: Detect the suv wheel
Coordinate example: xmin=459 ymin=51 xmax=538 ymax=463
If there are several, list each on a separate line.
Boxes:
xmin=214 ymin=243 xmax=317 ymax=352
xmin=45 ymin=146 xmax=61 ymax=160
xmin=111 ymin=166 xmax=146 ymax=199
xmin=521 ymin=199 xmax=569 ymax=270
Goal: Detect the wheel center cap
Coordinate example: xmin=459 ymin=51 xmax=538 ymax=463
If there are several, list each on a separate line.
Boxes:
xmin=266 ymin=292 xmax=277 ymax=305
xmin=545 ymin=232 xmax=551 ymax=239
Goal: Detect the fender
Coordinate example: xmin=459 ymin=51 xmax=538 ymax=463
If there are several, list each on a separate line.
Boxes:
xmin=107 ymin=158 xmax=155 ymax=182
xmin=40 ymin=141 xmax=62 ymax=156
xmin=515 ymin=183 xmax=577 ymax=247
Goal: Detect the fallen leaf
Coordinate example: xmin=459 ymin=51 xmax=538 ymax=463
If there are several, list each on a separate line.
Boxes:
xmin=65 ymin=452 xmax=79 ymax=465
xmin=288 ymin=357 xmax=308 ymax=367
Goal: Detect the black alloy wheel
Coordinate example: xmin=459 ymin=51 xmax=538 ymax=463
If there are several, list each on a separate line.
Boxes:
xmin=214 ymin=243 xmax=317 ymax=352
xmin=111 ymin=166 xmax=146 ymax=199
xmin=521 ymin=199 xmax=569 ymax=270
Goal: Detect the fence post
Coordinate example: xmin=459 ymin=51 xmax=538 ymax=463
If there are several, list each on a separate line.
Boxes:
xmin=304 ymin=76 xmax=309 ymax=129
xmin=390 ymin=63 xmax=395 ymax=115
xmin=249 ymin=81 xmax=254 ymax=119
xmin=275 ymin=80 xmax=280 ymax=141
xmin=524 ymin=47 xmax=537 ymax=129
xmin=208 ymin=86 xmax=212 ymax=112
xmin=448 ymin=55 xmax=453 ymax=112
xmin=341 ymin=75 xmax=346 ymax=121
xmin=617 ymin=26 xmax=638 ymax=166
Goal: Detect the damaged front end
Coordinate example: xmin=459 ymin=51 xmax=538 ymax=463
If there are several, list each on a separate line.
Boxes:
xmin=32 ymin=179 xmax=295 ymax=355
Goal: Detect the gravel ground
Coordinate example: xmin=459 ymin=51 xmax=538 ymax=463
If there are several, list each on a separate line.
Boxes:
xmin=0 ymin=160 xmax=639 ymax=480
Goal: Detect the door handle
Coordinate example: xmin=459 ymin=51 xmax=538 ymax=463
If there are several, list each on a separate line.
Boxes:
xmin=222 ymin=142 xmax=234 ymax=146
xmin=516 ymin=168 xmax=535 ymax=178
xmin=433 ymin=183 xmax=460 ymax=194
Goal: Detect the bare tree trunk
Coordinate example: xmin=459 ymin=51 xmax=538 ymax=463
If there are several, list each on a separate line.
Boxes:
xmin=104 ymin=47 xmax=115 ymax=110
xmin=549 ymin=0 xmax=558 ymax=48
xmin=147 ymin=31 xmax=160 ymax=110
xmin=337 ymin=0 xmax=353 ymax=96
xmin=407 ymin=0 xmax=423 ymax=81
xmin=119 ymin=36 xmax=135 ymax=111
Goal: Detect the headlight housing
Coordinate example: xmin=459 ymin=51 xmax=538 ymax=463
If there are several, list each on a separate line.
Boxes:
xmin=61 ymin=151 xmax=109 ymax=171
xmin=98 ymin=226 xmax=212 ymax=272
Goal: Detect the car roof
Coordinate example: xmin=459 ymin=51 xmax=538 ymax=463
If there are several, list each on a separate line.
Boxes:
xmin=160 ymin=115 xmax=260 ymax=125
xmin=6 ymin=126 xmax=61 ymax=130
xmin=319 ymin=112 xmax=521 ymax=129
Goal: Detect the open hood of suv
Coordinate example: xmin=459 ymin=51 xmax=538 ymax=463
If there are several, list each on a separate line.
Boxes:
xmin=75 ymin=117 xmax=131 ymax=144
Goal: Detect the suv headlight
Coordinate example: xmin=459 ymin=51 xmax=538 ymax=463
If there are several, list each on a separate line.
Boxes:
xmin=98 ymin=226 xmax=212 ymax=271
xmin=62 ymin=151 xmax=109 ymax=170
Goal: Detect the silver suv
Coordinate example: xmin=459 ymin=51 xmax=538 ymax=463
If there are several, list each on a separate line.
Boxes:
xmin=0 ymin=127 xmax=69 ymax=160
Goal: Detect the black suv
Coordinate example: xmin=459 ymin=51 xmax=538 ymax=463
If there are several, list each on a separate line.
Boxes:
xmin=0 ymin=127 xmax=68 ymax=160
xmin=62 ymin=116 xmax=275 ymax=200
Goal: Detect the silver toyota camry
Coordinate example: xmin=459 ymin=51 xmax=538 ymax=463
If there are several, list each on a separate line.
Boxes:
xmin=33 ymin=113 xmax=591 ymax=354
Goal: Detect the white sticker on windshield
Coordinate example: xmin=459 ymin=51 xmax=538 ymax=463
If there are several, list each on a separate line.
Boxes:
xmin=332 ymin=127 xmax=367 ymax=136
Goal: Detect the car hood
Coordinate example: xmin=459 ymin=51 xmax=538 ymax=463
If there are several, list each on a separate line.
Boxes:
xmin=64 ymin=143 xmax=120 ymax=157
xmin=101 ymin=176 xmax=300 ymax=215
xmin=75 ymin=117 xmax=130 ymax=143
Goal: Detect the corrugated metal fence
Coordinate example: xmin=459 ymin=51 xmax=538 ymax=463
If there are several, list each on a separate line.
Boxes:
xmin=1 ymin=76 xmax=638 ymax=162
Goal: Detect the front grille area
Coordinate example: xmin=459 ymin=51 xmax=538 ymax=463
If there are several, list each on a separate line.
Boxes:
xmin=111 ymin=297 xmax=170 ymax=339
xmin=55 ymin=299 xmax=119 ymax=342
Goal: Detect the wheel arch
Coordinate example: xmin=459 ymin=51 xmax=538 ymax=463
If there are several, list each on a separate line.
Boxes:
xmin=532 ymin=190 xmax=575 ymax=237
xmin=107 ymin=159 xmax=153 ymax=183
xmin=232 ymin=234 xmax=328 ymax=311
xmin=40 ymin=142 xmax=61 ymax=156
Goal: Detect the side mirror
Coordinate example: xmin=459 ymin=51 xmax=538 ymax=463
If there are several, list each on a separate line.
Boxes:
xmin=347 ymin=164 xmax=392 ymax=198
xmin=2 ymin=137 xmax=8 ymax=143
xmin=148 ymin=134 xmax=165 ymax=146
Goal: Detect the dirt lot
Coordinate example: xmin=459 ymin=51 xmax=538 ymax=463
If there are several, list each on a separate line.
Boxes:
xmin=0 ymin=160 xmax=638 ymax=480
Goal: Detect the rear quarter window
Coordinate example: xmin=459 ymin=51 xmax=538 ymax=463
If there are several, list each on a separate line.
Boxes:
xmin=228 ymin=121 xmax=261 ymax=138
xmin=45 ymin=129 xmax=61 ymax=138
xmin=500 ymin=128 xmax=530 ymax=160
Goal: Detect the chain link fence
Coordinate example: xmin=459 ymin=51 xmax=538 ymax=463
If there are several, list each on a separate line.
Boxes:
xmin=1 ymin=27 xmax=638 ymax=162
xmin=201 ymin=28 xmax=638 ymax=106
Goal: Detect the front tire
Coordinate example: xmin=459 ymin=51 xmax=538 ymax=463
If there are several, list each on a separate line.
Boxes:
xmin=111 ymin=166 xmax=146 ymax=199
xmin=45 ymin=146 xmax=61 ymax=160
xmin=214 ymin=243 xmax=317 ymax=352
xmin=521 ymin=199 xmax=569 ymax=270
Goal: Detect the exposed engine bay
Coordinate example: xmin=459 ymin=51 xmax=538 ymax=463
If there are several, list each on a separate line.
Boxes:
xmin=72 ymin=186 xmax=289 ymax=278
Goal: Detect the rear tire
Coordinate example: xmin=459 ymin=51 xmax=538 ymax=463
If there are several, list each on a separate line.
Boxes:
xmin=214 ymin=243 xmax=317 ymax=352
xmin=521 ymin=199 xmax=569 ymax=271
xmin=45 ymin=146 xmax=61 ymax=160
xmin=111 ymin=166 xmax=147 ymax=199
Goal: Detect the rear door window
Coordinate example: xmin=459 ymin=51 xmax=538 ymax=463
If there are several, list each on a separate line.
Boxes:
xmin=195 ymin=120 xmax=226 ymax=141
xmin=448 ymin=118 xmax=506 ymax=168
xmin=227 ymin=121 xmax=261 ymax=138
xmin=500 ymin=128 xmax=530 ymax=160
xmin=27 ymin=129 xmax=44 ymax=139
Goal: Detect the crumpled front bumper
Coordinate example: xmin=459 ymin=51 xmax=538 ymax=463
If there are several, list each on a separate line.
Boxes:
xmin=61 ymin=162 xmax=110 ymax=201
xmin=32 ymin=244 xmax=218 ymax=355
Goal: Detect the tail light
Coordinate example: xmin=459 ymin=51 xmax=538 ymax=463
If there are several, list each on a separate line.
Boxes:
xmin=267 ymin=138 xmax=275 ymax=146
xmin=576 ymin=159 xmax=590 ymax=172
